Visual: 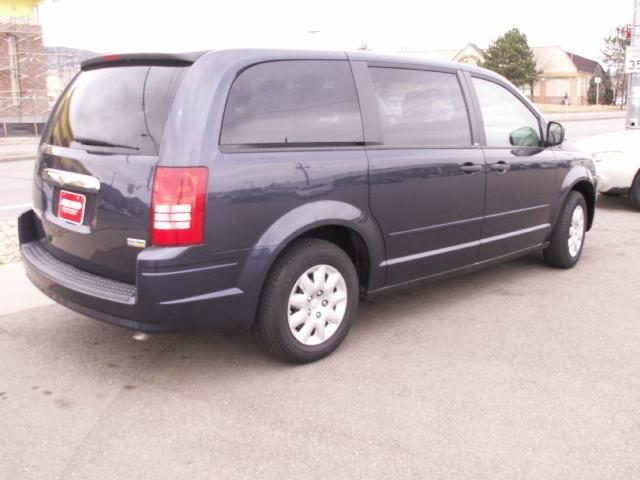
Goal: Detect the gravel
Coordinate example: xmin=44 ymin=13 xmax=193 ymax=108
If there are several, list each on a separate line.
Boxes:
xmin=0 ymin=218 xmax=20 ymax=264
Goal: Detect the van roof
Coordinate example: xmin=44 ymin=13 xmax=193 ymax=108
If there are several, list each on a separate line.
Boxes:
xmin=81 ymin=48 xmax=498 ymax=78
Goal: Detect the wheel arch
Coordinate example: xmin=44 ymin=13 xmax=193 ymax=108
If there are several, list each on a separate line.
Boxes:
xmin=235 ymin=201 xmax=387 ymax=327
xmin=556 ymin=166 xmax=597 ymax=232
xmin=570 ymin=180 xmax=596 ymax=230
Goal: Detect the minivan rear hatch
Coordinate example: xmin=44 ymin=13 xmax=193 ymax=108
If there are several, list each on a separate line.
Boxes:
xmin=34 ymin=55 xmax=195 ymax=283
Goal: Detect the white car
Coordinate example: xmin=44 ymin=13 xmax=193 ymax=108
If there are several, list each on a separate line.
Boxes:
xmin=575 ymin=129 xmax=640 ymax=209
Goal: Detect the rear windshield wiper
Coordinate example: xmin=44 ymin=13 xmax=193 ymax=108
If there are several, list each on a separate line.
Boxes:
xmin=73 ymin=137 xmax=140 ymax=150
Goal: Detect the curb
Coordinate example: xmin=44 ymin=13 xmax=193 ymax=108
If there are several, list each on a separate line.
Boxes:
xmin=547 ymin=112 xmax=626 ymax=122
xmin=0 ymin=153 xmax=35 ymax=163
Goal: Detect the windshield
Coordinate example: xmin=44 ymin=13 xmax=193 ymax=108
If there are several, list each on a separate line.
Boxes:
xmin=47 ymin=65 xmax=187 ymax=155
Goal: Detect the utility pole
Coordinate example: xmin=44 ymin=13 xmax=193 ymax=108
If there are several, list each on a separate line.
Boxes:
xmin=626 ymin=0 xmax=640 ymax=128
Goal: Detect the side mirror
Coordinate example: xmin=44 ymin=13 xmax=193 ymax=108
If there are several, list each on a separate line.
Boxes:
xmin=546 ymin=121 xmax=565 ymax=147
xmin=509 ymin=126 xmax=541 ymax=147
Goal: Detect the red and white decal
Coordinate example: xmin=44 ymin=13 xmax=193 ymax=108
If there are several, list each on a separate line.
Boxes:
xmin=57 ymin=190 xmax=86 ymax=225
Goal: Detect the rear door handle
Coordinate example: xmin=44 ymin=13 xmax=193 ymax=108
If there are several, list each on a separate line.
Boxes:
xmin=489 ymin=161 xmax=511 ymax=172
xmin=460 ymin=163 xmax=484 ymax=174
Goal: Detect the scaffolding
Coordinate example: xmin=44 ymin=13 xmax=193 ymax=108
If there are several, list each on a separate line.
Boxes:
xmin=0 ymin=16 xmax=91 ymax=136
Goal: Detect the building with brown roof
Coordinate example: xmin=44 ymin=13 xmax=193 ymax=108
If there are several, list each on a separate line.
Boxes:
xmin=532 ymin=47 xmax=605 ymax=106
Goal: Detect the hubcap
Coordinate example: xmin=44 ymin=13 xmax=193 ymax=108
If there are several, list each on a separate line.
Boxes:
xmin=287 ymin=264 xmax=348 ymax=346
xmin=568 ymin=205 xmax=585 ymax=257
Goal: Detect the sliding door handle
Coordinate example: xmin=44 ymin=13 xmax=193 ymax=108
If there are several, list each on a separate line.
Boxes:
xmin=460 ymin=163 xmax=483 ymax=174
xmin=489 ymin=161 xmax=511 ymax=172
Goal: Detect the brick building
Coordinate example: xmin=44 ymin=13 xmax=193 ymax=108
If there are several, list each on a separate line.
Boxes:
xmin=0 ymin=16 xmax=49 ymax=131
xmin=0 ymin=0 xmax=48 ymax=134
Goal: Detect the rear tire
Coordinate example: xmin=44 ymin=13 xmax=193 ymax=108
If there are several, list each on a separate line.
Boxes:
xmin=630 ymin=172 xmax=640 ymax=210
xmin=254 ymin=238 xmax=359 ymax=363
xmin=543 ymin=191 xmax=587 ymax=269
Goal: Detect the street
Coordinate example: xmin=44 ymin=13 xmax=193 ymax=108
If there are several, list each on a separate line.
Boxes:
xmin=0 ymin=158 xmax=33 ymax=219
xmin=562 ymin=117 xmax=626 ymax=142
xmin=1 ymin=116 xmax=639 ymax=479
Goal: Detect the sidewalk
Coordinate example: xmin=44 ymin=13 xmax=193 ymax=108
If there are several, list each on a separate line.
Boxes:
xmin=0 ymin=136 xmax=39 ymax=162
xmin=0 ymin=261 xmax=53 ymax=316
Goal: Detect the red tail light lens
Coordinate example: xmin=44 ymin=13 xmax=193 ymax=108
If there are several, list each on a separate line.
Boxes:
xmin=151 ymin=167 xmax=208 ymax=246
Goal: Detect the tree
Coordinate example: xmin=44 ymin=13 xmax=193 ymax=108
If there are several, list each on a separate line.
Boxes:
xmin=603 ymin=70 xmax=614 ymax=105
xmin=357 ymin=41 xmax=370 ymax=51
xmin=588 ymin=76 xmax=598 ymax=105
xmin=482 ymin=28 xmax=538 ymax=90
xmin=601 ymin=26 xmax=631 ymax=104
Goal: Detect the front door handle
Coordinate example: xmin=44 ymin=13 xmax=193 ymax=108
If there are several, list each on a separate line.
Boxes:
xmin=460 ymin=163 xmax=484 ymax=174
xmin=489 ymin=161 xmax=511 ymax=173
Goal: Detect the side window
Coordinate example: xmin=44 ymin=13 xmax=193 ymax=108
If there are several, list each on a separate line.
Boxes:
xmin=220 ymin=60 xmax=363 ymax=147
xmin=472 ymin=77 xmax=541 ymax=147
xmin=369 ymin=67 xmax=471 ymax=147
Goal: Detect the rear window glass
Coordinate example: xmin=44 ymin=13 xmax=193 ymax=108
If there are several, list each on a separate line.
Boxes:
xmin=370 ymin=67 xmax=471 ymax=147
xmin=47 ymin=66 xmax=186 ymax=155
xmin=220 ymin=60 xmax=363 ymax=148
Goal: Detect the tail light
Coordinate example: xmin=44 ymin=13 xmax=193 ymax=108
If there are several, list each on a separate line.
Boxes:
xmin=151 ymin=167 xmax=208 ymax=246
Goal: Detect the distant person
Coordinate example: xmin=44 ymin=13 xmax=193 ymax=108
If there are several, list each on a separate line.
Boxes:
xmin=563 ymin=92 xmax=570 ymax=106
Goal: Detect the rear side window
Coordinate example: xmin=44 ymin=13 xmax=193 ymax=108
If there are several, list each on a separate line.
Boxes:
xmin=369 ymin=67 xmax=471 ymax=147
xmin=220 ymin=60 xmax=363 ymax=148
xmin=47 ymin=66 xmax=186 ymax=155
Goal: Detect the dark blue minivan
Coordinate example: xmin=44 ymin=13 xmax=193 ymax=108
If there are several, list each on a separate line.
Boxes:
xmin=19 ymin=49 xmax=596 ymax=362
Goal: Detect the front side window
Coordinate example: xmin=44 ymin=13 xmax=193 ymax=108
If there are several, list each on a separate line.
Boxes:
xmin=369 ymin=67 xmax=471 ymax=147
xmin=220 ymin=60 xmax=363 ymax=147
xmin=472 ymin=77 xmax=541 ymax=147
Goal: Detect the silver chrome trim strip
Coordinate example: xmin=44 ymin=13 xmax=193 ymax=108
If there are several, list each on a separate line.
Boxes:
xmin=389 ymin=204 xmax=549 ymax=237
xmin=381 ymin=223 xmax=550 ymax=267
xmin=389 ymin=215 xmax=483 ymax=237
xmin=42 ymin=168 xmax=101 ymax=192
xmin=479 ymin=224 xmax=550 ymax=245
xmin=484 ymin=204 xmax=549 ymax=220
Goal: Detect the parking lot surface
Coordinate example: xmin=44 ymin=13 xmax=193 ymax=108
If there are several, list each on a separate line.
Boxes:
xmin=1 ymin=195 xmax=640 ymax=479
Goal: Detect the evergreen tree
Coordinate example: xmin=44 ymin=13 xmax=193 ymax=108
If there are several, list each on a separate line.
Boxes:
xmin=587 ymin=77 xmax=598 ymax=105
xmin=603 ymin=70 xmax=614 ymax=105
xmin=482 ymin=28 xmax=538 ymax=89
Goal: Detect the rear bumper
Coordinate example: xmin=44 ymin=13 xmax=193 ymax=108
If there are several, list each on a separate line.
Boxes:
xmin=19 ymin=210 xmax=256 ymax=333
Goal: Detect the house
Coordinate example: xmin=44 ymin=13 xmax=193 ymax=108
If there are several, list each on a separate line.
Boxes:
xmin=397 ymin=43 xmax=604 ymax=106
xmin=398 ymin=43 xmax=485 ymax=66
xmin=532 ymin=47 xmax=605 ymax=106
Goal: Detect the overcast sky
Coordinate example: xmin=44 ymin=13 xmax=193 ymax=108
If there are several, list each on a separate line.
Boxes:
xmin=39 ymin=0 xmax=634 ymax=63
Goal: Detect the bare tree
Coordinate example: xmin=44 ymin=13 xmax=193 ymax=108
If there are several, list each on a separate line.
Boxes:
xmin=602 ymin=25 xmax=631 ymax=104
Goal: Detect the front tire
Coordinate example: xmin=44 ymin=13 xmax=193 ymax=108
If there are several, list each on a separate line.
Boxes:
xmin=254 ymin=238 xmax=359 ymax=363
xmin=543 ymin=191 xmax=587 ymax=269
